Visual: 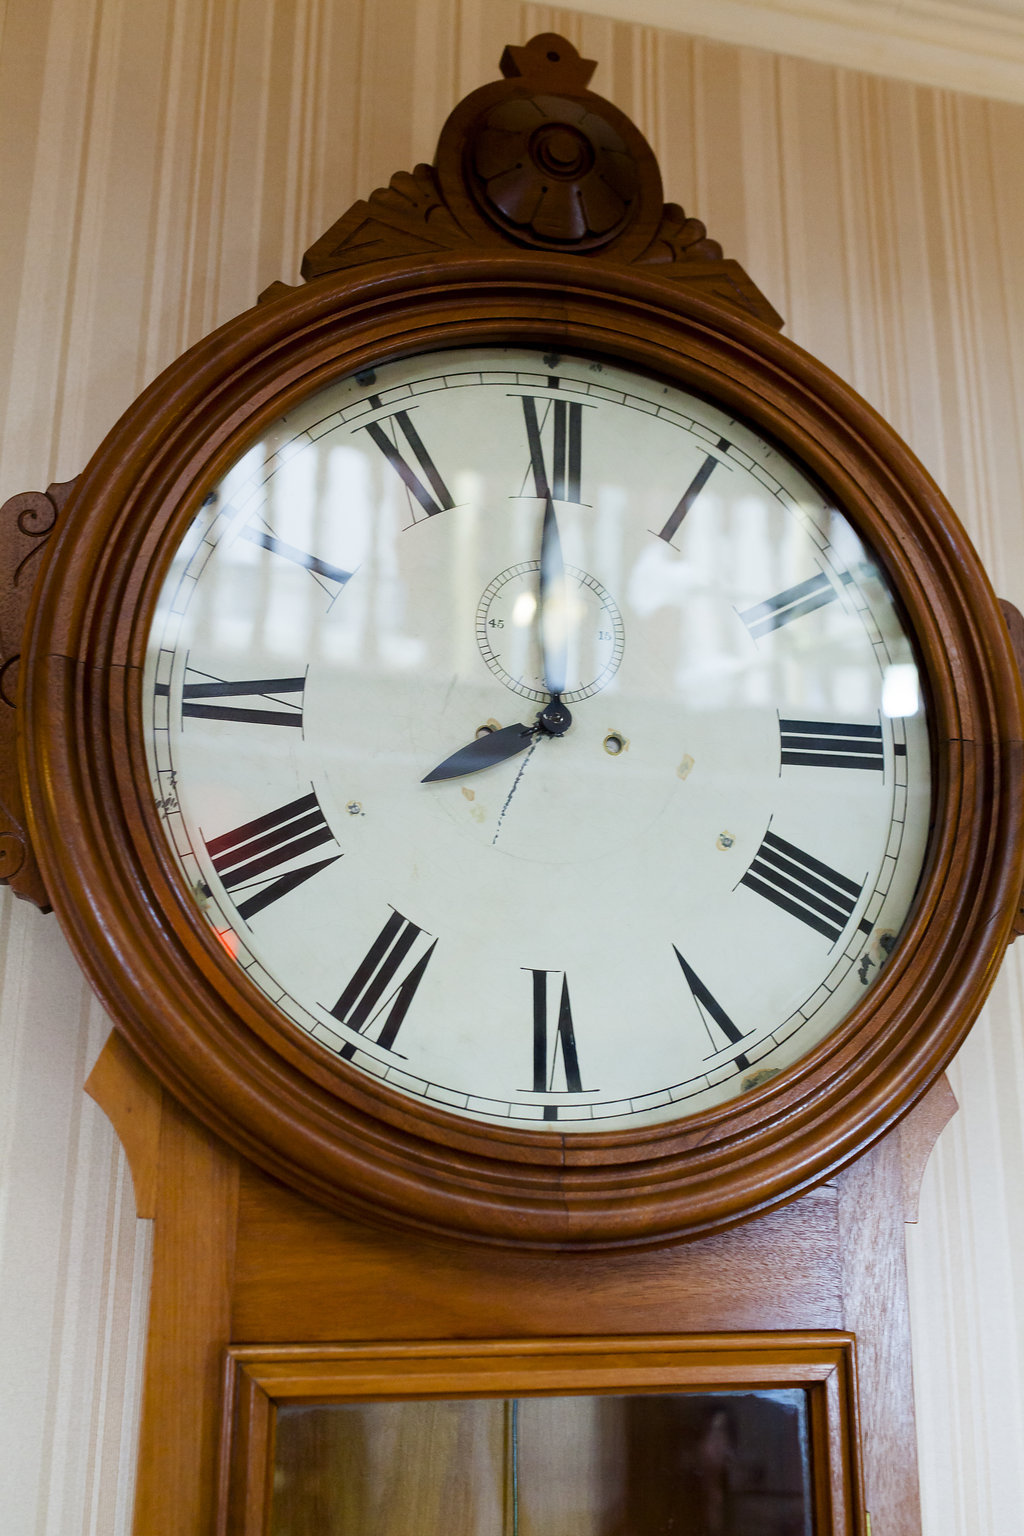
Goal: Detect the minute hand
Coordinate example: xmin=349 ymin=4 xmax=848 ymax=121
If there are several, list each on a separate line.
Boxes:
xmin=539 ymin=494 xmax=568 ymax=698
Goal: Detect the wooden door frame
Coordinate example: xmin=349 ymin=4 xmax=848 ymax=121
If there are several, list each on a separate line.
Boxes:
xmin=219 ymin=1333 xmax=865 ymax=1536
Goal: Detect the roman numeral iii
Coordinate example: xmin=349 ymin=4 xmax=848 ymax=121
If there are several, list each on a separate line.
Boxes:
xmin=740 ymin=830 xmax=863 ymax=943
xmin=204 ymin=791 xmax=339 ymax=921
xmin=779 ymin=718 xmax=883 ymax=772
xmin=332 ymin=909 xmax=437 ymax=1056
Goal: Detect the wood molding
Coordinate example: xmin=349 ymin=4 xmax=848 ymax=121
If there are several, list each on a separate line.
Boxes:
xmin=131 ymin=1095 xmax=240 ymax=1536
xmin=554 ymin=0 xmax=1024 ymax=104
xmin=898 ymin=1073 xmax=958 ymax=1224
xmin=220 ymin=1334 xmax=865 ymax=1536
xmin=84 ymin=1030 xmax=164 ymax=1219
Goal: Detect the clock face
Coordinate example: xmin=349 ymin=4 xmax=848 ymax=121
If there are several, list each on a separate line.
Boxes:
xmin=142 ymin=344 xmax=931 ymax=1133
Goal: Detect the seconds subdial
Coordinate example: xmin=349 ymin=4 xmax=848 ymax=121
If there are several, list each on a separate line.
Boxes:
xmin=476 ymin=561 xmax=625 ymax=703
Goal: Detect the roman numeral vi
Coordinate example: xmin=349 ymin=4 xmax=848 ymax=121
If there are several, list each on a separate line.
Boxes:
xmin=527 ymin=969 xmax=588 ymax=1120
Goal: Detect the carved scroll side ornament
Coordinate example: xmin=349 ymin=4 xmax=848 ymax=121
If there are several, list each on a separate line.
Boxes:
xmin=263 ymin=33 xmax=783 ymax=331
xmin=0 ymin=479 xmax=75 ymax=911
xmin=635 ymin=204 xmax=785 ymax=330
xmin=999 ymin=597 xmax=1024 ymax=941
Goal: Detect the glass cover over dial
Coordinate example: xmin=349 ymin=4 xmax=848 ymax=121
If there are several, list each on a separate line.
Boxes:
xmin=143 ymin=346 xmax=931 ymax=1131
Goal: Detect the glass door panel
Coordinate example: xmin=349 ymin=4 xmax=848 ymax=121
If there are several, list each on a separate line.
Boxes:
xmin=270 ymin=1389 xmax=813 ymax=1535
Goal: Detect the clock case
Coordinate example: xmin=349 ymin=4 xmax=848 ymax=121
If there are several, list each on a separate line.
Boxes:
xmin=3 ymin=34 xmax=1023 ymax=1251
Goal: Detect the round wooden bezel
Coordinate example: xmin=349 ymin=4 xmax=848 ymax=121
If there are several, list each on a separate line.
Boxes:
xmin=20 ymin=254 xmax=1024 ymax=1249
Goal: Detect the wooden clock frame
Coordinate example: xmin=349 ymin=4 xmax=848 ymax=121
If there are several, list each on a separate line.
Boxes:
xmin=4 ymin=31 xmax=1021 ymax=1533
xmin=3 ymin=33 xmax=1023 ymax=1253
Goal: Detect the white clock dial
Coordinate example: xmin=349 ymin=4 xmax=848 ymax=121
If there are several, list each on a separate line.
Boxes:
xmin=143 ymin=346 xmax=931 ymax=1131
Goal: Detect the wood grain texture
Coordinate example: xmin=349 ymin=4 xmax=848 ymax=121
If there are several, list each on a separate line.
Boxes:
xmin=233 ymin=1162 xmax=845 ymax=1342
xmin=222 ymin=1334 xmax=864 ymax=1536
xmin=131 ymin=1096 xmax=240 ymax=1536
xmin=85 ymin=1030 xmax=164 ymax=1220
xmin=4 ymin=3 xmax=1024 ymax=1530
xmin=899 ymin=1074 xmax=959 ymax=1224
xmin=839 ymin=1133 xmax=921 ymax=1534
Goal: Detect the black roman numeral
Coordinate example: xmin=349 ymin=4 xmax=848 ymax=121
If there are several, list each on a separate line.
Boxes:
xmin=654 ymin=442 xmax=731 ymax=547
xmin=161 ymin=668 xmax=305 ymax=728
xmin=739 ymin=571 xmax=837 ymax=639
xmin=780 ymin=718 xmax=883 ymax=772
xmin=521 ymin=392 xmax=585 ymax=503
xmin=240 ymin=525 xmax=355 ymax=596
xmin=527 ymin=969 xmax=588 ymax=1119
xmin=672 ymin=948 xmax=752 ymax=1069
xmin=332 ymin=909 xmax=437 ymax=1056
xmin=740 ymin=830 xmax=863 ymax=943
xmin=363 ymin=408 xmax=455 ymax=520
xmin=204 ymin=791 xmax=339 ymax=922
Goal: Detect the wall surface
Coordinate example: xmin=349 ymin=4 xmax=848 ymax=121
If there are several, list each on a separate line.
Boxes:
xmin=2 ymin=1 xmax=1024 ymax=1531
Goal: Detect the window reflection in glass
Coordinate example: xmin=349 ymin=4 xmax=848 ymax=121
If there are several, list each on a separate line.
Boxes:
xmin=270 ymin=1389 xmax=813 ymax=1536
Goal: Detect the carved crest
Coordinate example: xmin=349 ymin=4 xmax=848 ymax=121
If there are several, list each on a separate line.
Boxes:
xmin=271 ymin=34 xmax=783 ymax=330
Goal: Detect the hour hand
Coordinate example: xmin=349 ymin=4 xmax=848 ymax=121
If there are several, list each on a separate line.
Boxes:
xmin=422 ymin=721 xmax=536 ymax=783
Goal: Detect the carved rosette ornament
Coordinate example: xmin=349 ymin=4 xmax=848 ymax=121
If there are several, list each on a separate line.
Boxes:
xmin=288 ymin=34 xmax=783 ymax=329
xmin=466 ymin=93 xmax=639 ymax=250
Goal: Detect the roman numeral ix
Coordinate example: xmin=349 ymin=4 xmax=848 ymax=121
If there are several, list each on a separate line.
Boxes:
xmin=204 ymin=791 xmax=340 ymax=922
xmin=780 ymin=718 xmax=883 ymax=772
xmin=332 ymin=909 xmax=437 ymax=1057
xmin=363 ymin=406 xmax=455 ymax=520
xmin=521 ymin=391 xmax=586 ymax=504
xmin=740 ymin=830 xmax=863 ymax=943
xmin=161 ymin=668 xmax=305 ymax=728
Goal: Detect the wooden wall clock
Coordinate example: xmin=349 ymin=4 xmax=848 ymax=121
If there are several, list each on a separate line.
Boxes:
xmin=2 ymin=31 xmax=1023 ymax=1533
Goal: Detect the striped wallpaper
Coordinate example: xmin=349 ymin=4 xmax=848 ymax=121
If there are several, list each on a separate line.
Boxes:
xmin=2 ymin=2 xmax=1024 ymax=1530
